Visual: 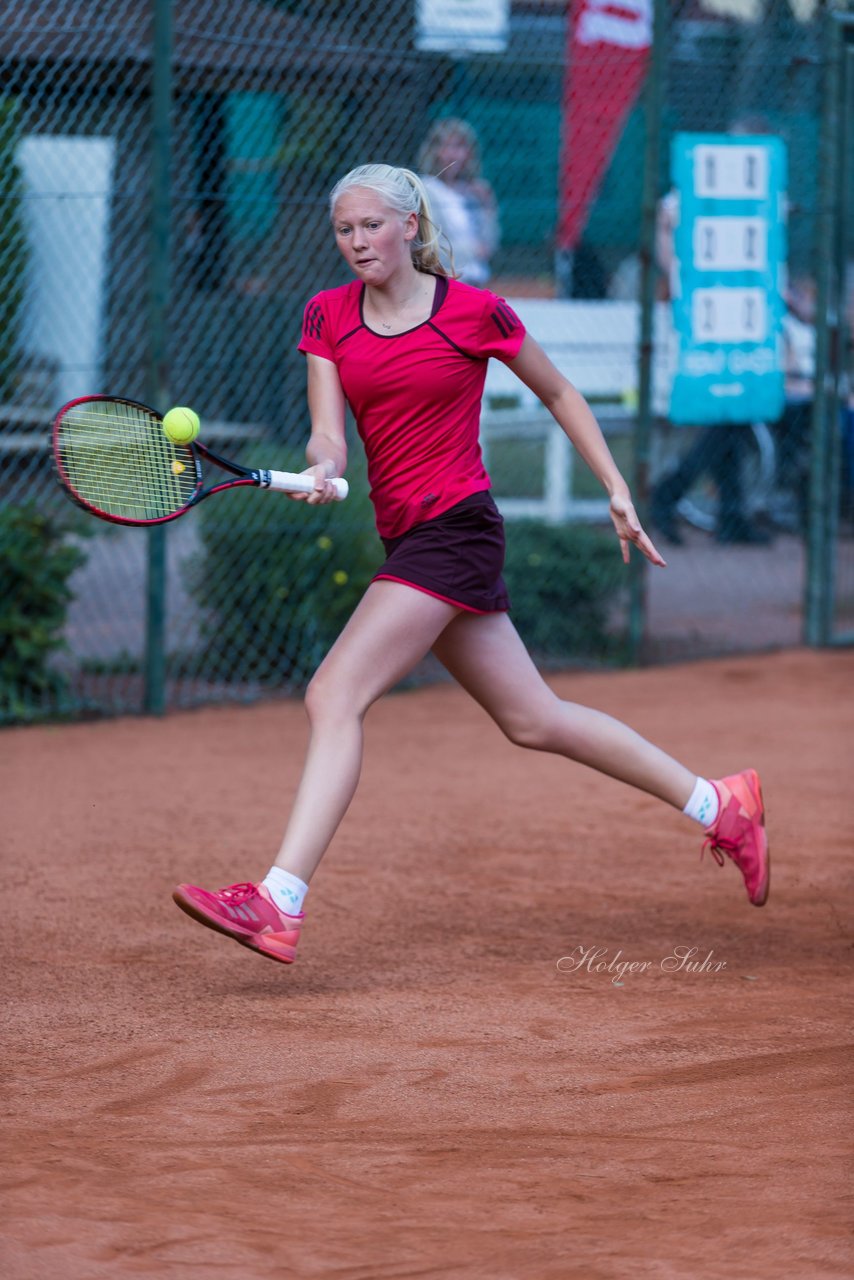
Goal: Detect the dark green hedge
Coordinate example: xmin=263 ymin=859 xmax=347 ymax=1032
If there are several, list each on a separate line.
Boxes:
xmin=0 ymin=504 xmax=86 ymax=721
xmin=503 ymin=519 xmax=627 ymax=661
xmin=188 ymin=451 xmax=381 ymax=685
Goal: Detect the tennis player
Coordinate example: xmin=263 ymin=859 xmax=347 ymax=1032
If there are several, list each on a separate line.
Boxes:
xmin=173 ymin=164 xmax=769 ymax=965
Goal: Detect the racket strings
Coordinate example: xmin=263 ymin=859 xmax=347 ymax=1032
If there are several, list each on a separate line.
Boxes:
xmin=56 ymin=402 xmax=197 ymax=520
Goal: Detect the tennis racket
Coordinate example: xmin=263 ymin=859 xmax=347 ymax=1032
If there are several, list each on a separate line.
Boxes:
xmin=52 ymin=395 xmax=348 ymax=527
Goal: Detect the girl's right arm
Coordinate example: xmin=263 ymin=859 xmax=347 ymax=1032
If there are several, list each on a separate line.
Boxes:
xmin=298 ymin=354 xmax=348 ymax=505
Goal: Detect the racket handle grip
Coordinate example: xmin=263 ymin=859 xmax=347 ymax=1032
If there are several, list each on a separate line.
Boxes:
xmin=262 ymin=470 xmax=349 ymax=500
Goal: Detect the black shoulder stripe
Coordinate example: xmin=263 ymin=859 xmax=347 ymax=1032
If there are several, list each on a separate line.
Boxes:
xmin=496 ymin=301 xmax=519 ymax=330
xmin=490 ymin=307 xmax=511 ymax=338
xmin=304 ymin=302 xmax=324 ymax=340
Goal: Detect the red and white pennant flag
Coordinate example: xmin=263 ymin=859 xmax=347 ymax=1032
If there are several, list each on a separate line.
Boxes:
xmin=557 ymin=0 xmax=652 ymax=252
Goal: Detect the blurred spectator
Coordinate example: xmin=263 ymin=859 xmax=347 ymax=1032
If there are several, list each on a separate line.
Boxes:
xmin=418 ymin=118 xmax=500 ymax=286
xmin=607 ymin=251 xmax=640 ymax=302
xmin=570 ymin=240 xmax=608 ymax=299
xmin=777 ymin=265 xmax=854 ymax=527
xmin=773 ymin=273 xmax=816 ymax=531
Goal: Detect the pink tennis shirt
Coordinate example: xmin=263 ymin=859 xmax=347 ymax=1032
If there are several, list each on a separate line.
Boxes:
xmin=298 ymin=276 xmax=526 ymax=538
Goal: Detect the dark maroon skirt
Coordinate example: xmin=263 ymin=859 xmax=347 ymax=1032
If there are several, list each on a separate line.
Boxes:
xmin=373 ymin=491 xmax=510 ymax=614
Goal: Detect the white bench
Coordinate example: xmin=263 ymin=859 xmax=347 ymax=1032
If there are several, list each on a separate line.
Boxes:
xmin=481 ymin=299 xmax=675 ymax=521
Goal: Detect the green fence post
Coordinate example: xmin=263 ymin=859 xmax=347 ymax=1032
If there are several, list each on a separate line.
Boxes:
xmin=804 ymin=3 xmax=842 ymax=647
xmin=144 ymin=0 xmax=173 ymax=714
xmin=628 ymin=0 xmax=666 ymax=664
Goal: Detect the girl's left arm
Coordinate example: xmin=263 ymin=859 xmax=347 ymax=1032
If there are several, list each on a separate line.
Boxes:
xmin=504 ymin=335 xmax=666 ymax=567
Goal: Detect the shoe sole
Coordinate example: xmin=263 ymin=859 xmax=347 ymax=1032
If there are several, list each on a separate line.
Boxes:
xmin=241 ymin=936 xmax=297 ymax=965
xmin=746 ymin=769 xmax=770 ymax=907
xmin=172 ymin=891 xmax=297 ymax=965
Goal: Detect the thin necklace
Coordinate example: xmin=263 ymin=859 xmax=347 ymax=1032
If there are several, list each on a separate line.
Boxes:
xmin=374 ymin=280 xmax=428 ymax=330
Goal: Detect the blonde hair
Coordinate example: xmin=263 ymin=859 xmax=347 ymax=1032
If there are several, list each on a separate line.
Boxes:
xmin=329 ymin=163 xmax=452 ymax=277
xmin=417 ymin=118 xmax=481 ymax=183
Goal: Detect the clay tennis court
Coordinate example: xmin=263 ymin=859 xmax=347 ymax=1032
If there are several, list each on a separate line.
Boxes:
xmin=2 ymin=648 xmax=852 ymax=1278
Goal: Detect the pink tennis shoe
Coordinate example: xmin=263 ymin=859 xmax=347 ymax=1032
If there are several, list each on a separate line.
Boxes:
xmin=172 ymin=881 xmax=303 ymax=964
xmin=703 ymin=769 xmax=770 ymax=906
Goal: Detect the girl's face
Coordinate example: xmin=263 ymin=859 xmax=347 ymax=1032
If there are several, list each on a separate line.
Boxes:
xmin=332 ymin=188 xmax=418 ymax=285
xmin=435 ymin=132 xmax=472 ymax=182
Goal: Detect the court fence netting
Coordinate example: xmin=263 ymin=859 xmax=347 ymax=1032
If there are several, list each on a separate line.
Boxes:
xmin=1 ymin=0 xmax=852 ymax=724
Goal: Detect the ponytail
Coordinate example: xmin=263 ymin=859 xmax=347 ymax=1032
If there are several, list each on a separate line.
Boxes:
xmin=329 ymin=163 xmax=456 ymax=278
xmin=400 ymin=168 xmax=453 ymax=276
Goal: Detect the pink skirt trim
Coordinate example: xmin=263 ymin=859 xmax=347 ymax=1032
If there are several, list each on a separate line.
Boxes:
xmin=372 ymin=573 xmax=500 ymax=615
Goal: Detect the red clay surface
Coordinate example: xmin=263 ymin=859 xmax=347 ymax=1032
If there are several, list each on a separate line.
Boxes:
xmin=2 ymin=649 xmax=852 ymax=1279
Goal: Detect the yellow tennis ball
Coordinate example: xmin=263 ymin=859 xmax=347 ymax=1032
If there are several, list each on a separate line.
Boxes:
xmin=163 ymin=406 xmax=200 ymax=444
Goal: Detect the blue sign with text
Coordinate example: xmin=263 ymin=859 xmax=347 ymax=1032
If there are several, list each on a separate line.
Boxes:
xmin=669 ymin=133 xmax=787 ymax=426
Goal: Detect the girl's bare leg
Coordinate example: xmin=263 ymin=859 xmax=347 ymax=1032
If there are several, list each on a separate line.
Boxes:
xmin=432 ymin=611 xmax=696 ymax=808
xmin=273 ymin=581 xmax=459 ymax=882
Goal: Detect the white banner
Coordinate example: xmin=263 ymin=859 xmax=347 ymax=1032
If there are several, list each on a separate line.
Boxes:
xmin=416 ymin=0 xmax=509 ymax=53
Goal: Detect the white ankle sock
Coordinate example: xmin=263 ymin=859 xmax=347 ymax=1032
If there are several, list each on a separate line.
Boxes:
xmin=683 ymin=777 xmax=720 ymax=828
xmin=262 ymin=867 xmax=309 ymax=915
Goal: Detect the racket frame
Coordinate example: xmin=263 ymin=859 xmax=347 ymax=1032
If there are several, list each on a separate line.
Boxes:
xmin=52 ymin=394 xmax=346 ymax=527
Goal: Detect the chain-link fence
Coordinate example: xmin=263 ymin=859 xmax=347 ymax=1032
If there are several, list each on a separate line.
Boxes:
xmin=1 ymin=0 xmax=851 ymax=724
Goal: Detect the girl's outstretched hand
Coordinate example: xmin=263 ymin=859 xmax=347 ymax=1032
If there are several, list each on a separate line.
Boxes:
xmin=609 ymin=492 xmax=667 ymax=567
